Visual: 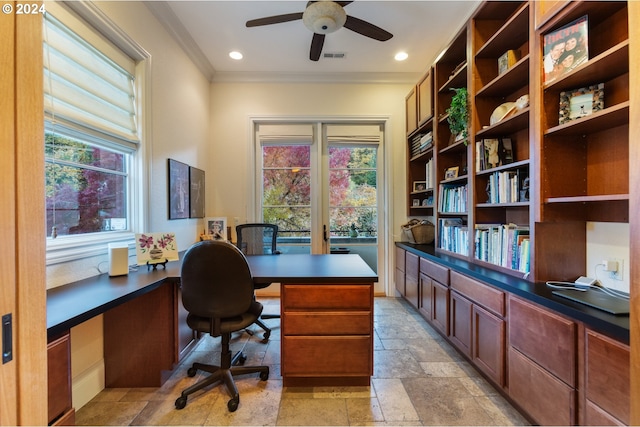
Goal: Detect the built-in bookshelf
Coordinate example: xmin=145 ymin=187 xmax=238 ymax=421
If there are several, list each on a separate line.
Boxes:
xmin=403 ymin=0 xmax=630 ymax=284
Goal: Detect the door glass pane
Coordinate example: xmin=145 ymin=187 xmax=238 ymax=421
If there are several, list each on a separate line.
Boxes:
xmin=260 ymin=125 xmax=313 ymax=254
xmin=327 ymin=143 xmax=378 ymax=273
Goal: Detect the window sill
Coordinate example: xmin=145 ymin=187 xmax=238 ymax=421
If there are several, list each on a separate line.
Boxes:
xmin=46 ymin=232 xmax=135 ymax=265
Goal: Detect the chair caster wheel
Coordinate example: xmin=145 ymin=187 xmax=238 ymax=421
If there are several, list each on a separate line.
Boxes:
xmin=175 ymin=396 xmax=187 ymax=410
xmin=227 ymin=397 xmax=239 ymax=412
xmin=187 ymin=367 xmax=197 ymax=377
xmin=234 ymin=353 xmax=247 ymax=366
xmin=262 ymin=330 xmax=271 ymax=340
xmin=260 ymin=369 xmax=269 ymax=381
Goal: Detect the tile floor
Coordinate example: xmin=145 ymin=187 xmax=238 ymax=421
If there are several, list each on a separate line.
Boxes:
xmin=75 ymin=297 xmax=530 ymax=426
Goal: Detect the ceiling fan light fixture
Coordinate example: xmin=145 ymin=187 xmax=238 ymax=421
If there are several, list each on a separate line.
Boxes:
xmin=302 ymin=1 xmax=347 ymax=34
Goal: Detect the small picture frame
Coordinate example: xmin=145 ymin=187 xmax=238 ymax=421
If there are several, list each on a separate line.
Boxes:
xmin=205 ymin=217 xmax=227 ymax=241
xmin=444 ymin=166 xmax=459 ymax=180
xmin=559 ymin=83 xmax=604 ymax=124
xmin=413 ymin=181 xmax=427 ymax=192
xmin=412 ymin=199 xmax=420 ymax=207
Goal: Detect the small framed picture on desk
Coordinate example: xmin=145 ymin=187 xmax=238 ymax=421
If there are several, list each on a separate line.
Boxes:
xmin=205 ymin=217 xmax=227 ymax=241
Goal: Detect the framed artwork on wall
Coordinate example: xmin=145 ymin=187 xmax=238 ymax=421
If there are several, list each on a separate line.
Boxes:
xmin=189 ymin=166 xmax=205 ymax=218
xmin=168 ymin=158 xmax=190 ymax=220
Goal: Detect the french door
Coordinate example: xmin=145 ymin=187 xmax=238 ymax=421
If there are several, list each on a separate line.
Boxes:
xmin=255 ymin=121 xmax=383 ymax=274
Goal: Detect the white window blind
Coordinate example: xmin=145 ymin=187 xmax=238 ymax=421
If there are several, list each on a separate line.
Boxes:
xmin=43 ymin=12 xmax=138 ymax=144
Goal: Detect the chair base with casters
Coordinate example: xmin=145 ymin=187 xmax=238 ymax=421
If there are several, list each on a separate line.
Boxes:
xmin=174 ymin=332 xmax=269 ymax=412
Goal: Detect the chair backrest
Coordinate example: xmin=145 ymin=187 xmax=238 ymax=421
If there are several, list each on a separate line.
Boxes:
xmin=180 ymin=240 xmax=255 ymax=319
xmin=236 ymin=223 xmax=278 ymax=256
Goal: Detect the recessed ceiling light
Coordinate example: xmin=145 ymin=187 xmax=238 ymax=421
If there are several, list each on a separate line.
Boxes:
xmin=395 ymin=52 xmax=409 ymax=61
xmin=229 ymin=51 xmax=243 ymax=60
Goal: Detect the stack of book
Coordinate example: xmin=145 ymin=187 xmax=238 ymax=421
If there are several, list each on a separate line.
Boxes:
xmin=474 ymin=223 xmax=530 ymax=273
xmin=410 ymin=131 xmax=433 ymax=158
xmin=439 ymin=184 xmax=468 ymax=213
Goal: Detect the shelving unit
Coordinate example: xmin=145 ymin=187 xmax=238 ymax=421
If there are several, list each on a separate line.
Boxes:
xmin=535 ymin=1 xmax=629 ymax=282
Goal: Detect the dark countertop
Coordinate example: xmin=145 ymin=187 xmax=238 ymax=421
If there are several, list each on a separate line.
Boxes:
xmin=47 ymin=254 xmax=378 ymax=339
xmin=396 ymin=242 xmax=630 ymax=344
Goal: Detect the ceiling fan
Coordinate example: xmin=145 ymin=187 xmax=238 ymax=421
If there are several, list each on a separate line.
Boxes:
xmin=246 ymin=1 xmax=393 ymax=61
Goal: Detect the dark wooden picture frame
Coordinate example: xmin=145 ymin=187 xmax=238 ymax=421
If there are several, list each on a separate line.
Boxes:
xmin=189 ymin=166 xmax=205 ymax=218
xmin=168 ymin=158 xmax=190 ymax=220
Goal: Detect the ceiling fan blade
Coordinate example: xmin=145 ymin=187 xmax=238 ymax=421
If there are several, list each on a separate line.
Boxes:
xmin=335 ymin=1 xmax=354 ymax=6
xmin=310 ymin=33 xmax=325 ymax=61
xmin=344 ymin=15 xmax=393 ymax=41
xmin=246 ymin=12 xmax=304 ymax=27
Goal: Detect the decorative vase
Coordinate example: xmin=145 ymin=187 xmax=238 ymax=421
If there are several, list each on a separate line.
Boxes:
xmin=150 ymin=245 xmax=163 ymax=260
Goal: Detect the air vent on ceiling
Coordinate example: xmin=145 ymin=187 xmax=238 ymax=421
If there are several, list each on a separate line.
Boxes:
xmin=323 ymin=52 xmax=346 ymax=59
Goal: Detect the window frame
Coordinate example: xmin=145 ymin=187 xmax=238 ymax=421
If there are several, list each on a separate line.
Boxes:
xmin=44 ymin=2 xmax=151 ymax=265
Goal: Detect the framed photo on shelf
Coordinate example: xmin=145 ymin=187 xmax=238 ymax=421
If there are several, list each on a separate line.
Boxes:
xmin=189 ymin=166 xmax=205 ymax=218
xmin=413 ymin=181 xmax=427 ymax=192
xmin=543 ymin=15 xmax=589 ymax=84
xmin=205 ymin=217 xmax=227 ymax=241
xmin=412 ymin=199 xmax=420 ymax=207
xmin=168 ymin=159 xmax=190 ymax=220
xmin=559 ymin=83 xmax=604 ymax=124
xmin=444 ymin=166 xmax=459 ymax=180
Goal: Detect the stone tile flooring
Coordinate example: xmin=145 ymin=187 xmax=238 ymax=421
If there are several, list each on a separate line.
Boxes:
xmin=75 ymin=297 xmax=530 ymax=426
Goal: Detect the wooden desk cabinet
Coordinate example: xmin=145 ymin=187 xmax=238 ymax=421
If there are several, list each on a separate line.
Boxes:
xmin=47 ymin=332 xmax=74 ymax=426
xmin=281 ymin=283 xmax=373 ymax=387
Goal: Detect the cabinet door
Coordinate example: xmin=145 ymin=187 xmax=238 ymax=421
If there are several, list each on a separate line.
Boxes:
xmin=395 ymin=247 xmax=405 ymax=295
xmin=47 ymin=333 xmax=73 ymax=425
xmin=509 ymin=347 xmax=576 ymax=426
xmin=405 ymin=87 xmax=417 ymax=134
xmin=473 ymin=305 xmax=505 ymax=387
xmin=417 ymin=70 xmax=433 ymax=125
xmin=449 ymin=291 xmax=472 ymax=357
xmin=584 ymin=330 xmax=629 ymax=425
xmin=405 ymin=252 xmax=419 ymax=308
xmin=419 ymin=273 xmax=432 ymax=319
xmin=431 ymin=280 xmax=449 ymax=336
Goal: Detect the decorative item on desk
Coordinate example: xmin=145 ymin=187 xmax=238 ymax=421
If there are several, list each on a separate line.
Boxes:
xmin=135 ymin=232 xmax=179 ymax=267
xmin=559 ymin=83 xmax=604 ymax=124
xmin=205 ymin=217 xmax=228 ymax=241
xmin=543 ymin=15 xmax=588 ymax=84
xmin=498 ymin=49 xmax=520 ymax=75
xmin=446 ymin=87 xmax=469 ymax=145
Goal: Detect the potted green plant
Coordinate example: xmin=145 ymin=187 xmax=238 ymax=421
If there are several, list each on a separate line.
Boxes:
xmin=446 ymin=87 xmax=469 ymax=145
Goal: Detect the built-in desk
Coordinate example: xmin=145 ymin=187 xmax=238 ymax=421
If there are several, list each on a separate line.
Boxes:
xmin=46 ymin=253 xmax=377 ymax=424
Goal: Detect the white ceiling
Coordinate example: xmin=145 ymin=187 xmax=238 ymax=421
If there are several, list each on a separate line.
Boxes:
xmin=146 ymin=1 xmax=481 ymax=83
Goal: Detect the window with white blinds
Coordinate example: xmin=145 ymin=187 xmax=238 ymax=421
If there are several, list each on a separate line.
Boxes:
xmin=43 ymin=11 xmax=138 ymax=145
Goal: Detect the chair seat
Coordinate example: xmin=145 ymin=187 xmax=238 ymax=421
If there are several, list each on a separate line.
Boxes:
xmin=187 ymin=301 xmax=263 ymax=335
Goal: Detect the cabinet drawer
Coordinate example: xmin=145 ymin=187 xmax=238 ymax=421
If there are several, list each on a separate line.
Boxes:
xmin=282 ymin=336 xmax=372 ymax=376
xmin=283 ymin=312 xmax=371 ymax=335
xmin=419 ymin=258 xmax=449 ymax=285
xmin=585 ymin=330 xmax=629 ymax=425
xmin=283 ymin=284 xmax=371 ymax=310
xmin=450 ymin=271 xmax=504 ymax=316
xmin=509 ymin=347 xmax=575 ymax=426
xmin=509 ymin=296 xmax=576 ymax=386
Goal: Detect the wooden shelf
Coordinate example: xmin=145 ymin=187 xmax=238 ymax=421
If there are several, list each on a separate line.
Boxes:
xmin=476 ymin=107 xmax=530 ymax=139
xmin=545 ymin=194 xmax=629 ymax=204
xmin=545 ymin=102 xmax=629 ymax=136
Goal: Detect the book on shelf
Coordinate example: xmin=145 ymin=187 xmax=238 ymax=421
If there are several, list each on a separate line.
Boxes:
xmin=486 ymin=169 xmax=523 ymax=204
xmin=438 ymin=183 xmax=468 ymax=213
xmin=425 ymin=158 xmax=434 ymax=189
xmin=474 ymin=223 xmax=529 ymax=272
xmin=439 ymin=218 xmax=469 ymax=256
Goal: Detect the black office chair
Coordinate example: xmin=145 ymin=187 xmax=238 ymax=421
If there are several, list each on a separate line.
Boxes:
xmin=175 ymin=240 xmax=269 ymax=412
xmin=236 ymin=223 xmax=280 ymax=340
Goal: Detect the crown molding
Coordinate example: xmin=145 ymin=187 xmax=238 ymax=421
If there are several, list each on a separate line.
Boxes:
xmin=211 ymin=71 xmax=421 ymax=85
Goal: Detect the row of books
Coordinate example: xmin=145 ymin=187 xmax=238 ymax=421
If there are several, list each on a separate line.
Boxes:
xmin=474 ymin=223 xmax=530 ymax=273
xmin=476 ymin=138 xmax=513 ymax=171
xmin=485 ymin=169 xmax=527 ymax=204
xmin=438 ymin=184 xmax=468 ymax=213
xmin=439 ymin=218 xmax=469 ymax=256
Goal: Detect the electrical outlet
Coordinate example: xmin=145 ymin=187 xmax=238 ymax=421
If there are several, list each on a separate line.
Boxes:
xmin=609 ymin=258 xmax=624 ymax=281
